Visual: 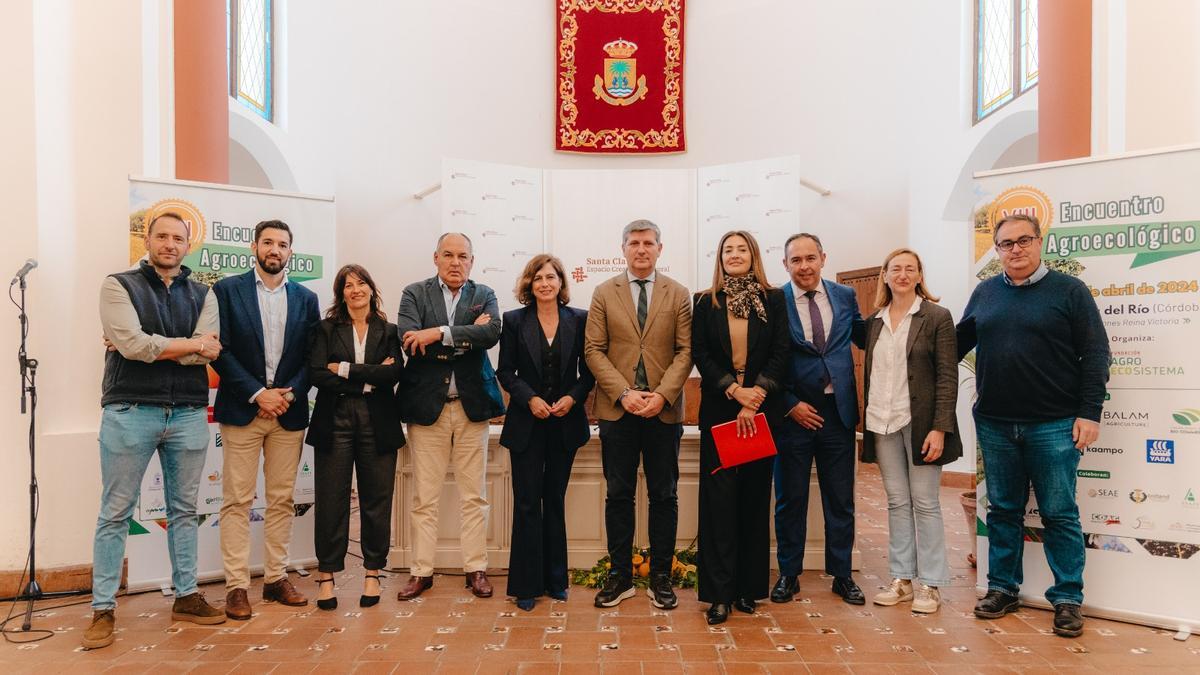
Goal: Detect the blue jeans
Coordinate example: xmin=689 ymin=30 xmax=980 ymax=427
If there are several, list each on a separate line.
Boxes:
xmin=874 ymin=426 xmax=949 ymax=587
xmin=92 ymin=403 xmax=209 ymax=610
xmin=975 ymin=414 xmax=1084 ymax=607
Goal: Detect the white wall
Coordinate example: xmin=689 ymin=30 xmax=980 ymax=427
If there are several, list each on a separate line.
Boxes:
xmin=0 ymin=0 xmax=158 ymax=570
xmin=1124 ymin=0 xmax=1200 ymax=151
xmin=278 ymin=0 xmax=923 ymax=318
xmin=0 ymin=0 xmax=41 ymax=569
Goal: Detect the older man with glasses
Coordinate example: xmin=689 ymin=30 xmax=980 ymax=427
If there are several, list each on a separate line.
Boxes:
xmin=957 ymin=213 xmax=1110 ymax=638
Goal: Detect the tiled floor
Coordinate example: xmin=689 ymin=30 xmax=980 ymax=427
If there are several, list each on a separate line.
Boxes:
xmin=3 ymin=465 xmax=1198 ymax=673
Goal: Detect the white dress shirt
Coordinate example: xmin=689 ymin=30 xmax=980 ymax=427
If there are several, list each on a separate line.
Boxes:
xmin=250 ymin=270 xmax=288 ymax=402
xmin=627 ymin=269 xmax=656 ymax=310
xmin=438 ymin=279 xmax=465 ymax=397
xmin=791 ymin=279 xmax=835 ymax=394
xmin=865 ymin=297 xmax=922 ymax=435
xmin=337 ymin=324 xmax=374 ymax=393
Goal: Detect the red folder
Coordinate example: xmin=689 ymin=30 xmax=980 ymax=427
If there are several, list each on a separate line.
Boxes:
xmin=710 ymin=413 xmax=777 ymax=474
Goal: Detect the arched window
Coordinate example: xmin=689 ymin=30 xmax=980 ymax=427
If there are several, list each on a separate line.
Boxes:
xmin=227 ymin=0 xmax=273 ymax=122
xmin=975 ymin=0 xmax=1038 ymax=123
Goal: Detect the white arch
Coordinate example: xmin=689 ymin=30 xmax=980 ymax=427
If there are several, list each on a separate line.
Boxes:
xmin=228 ymin=102 xmax=299 ymax=192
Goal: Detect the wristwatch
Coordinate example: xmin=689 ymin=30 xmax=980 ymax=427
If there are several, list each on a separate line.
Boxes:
xmin=618 ymin=387 xmax=631 ymax=404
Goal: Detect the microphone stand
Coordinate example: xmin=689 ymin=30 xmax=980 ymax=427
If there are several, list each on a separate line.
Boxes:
xmin=12 ymin=275 xmax=73 ymax=634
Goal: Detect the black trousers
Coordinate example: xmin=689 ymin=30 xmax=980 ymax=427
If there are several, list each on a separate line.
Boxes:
xmin=773 ymin=394 xmax=856 ymax=578
xmin=314 ymin=396 xmax=397 ymax=572
xmin=697 ymin=430 xmax=774 ymax=604
xmin=599 ymin=415 xmax=682 ymax=578
xmin=506 ymin=418 xmax=578 ymax=599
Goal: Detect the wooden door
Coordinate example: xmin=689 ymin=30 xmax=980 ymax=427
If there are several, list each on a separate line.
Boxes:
xmin=835 ymin=266 xmax=880 ymax=435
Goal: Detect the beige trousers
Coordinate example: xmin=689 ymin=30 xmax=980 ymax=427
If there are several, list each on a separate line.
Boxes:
xmin=408 ymin=400 xmax=490 ymax=576
xmin=219 ymin=417 xmax=305 ymax=590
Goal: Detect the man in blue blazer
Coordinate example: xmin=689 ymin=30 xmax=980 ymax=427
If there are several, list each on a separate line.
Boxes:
xmin=772 ymin=233 xmax=867 ymax=605
xmin=394 ymin=232 xmax=505 ymax=601
xmin=211 ymin=220 xmax=320 ymax=620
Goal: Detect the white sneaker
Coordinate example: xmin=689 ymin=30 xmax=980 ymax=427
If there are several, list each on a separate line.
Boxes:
xmin=873 ymin=578 xmax=914 ymax=606
xmin=912 ymin=584 xmax=941 ymax=613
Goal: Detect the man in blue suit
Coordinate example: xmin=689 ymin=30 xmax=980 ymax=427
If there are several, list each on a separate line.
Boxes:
xmin=772 ymin=233 xmax=867 ymax=605
xmin=211 ymin=220 xmax=320 ymax=620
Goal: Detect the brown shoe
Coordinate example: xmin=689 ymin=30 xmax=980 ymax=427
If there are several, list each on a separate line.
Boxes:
xmin=466 ymin=571 xmax=493 ymax=598
xmin=396 ymin=575 xmax=433 ymax=601
xmin=172 ymin=591 xmax=226 ymax=625
xmin=263 ymin=576 xmax=308 ymax=607
xmin=225 ymin=588 xmax=252 ymax=620
xmin=81 ymin=609 xmax=115 ymax=650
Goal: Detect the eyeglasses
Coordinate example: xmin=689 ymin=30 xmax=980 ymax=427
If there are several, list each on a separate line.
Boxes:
xmin=995 ymin=235 xmax=1039 ymax=252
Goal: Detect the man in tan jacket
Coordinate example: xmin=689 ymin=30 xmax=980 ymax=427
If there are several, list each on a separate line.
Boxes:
xmin=584 ymin=219 xmax=692 ymax=610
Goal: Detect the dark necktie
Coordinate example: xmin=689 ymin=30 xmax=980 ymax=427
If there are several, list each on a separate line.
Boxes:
xmin=804 ymin=289 xmax=826 ymax=352
xmin=633 ymin=279 xmax=649 ymax=389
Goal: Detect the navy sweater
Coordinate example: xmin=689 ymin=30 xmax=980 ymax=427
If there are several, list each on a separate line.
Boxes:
xmin=957 ymin=269 xmax=1110 ymax=422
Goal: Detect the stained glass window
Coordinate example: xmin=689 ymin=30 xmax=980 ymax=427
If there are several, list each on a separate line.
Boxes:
xmin=228 ymin=0 xmax=272 ymax=122
xmin=976 ymin=0 xmax=1038 ymax=122
xmin=1019 ymin=0 xmax=1040 ymax=93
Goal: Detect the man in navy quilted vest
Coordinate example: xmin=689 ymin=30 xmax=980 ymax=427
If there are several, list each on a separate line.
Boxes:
xmin=86 ymin=212 xmax=226 ymax=650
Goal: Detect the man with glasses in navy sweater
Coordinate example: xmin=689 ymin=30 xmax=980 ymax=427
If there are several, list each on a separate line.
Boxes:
xmin=957 ymin=213 xmax=1110 ymax=638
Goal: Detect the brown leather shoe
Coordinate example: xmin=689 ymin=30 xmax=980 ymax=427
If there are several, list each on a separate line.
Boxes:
xmin=396 ymin=575 xmax=433 ymax=601
xmin=81 ymin=609 xmax=115 ymax=649
xmin=225 ymin=588 xmax=252 ymax=620
xmin=172 ymin=591 xmax=226 ymax=625
xmin=263 ymin=576 xmax=308 ymax=607
xmin=466 ymin=570 xmax=493 ymax=598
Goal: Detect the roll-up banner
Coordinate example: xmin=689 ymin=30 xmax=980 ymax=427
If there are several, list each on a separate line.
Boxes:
xmin=126 ymin=177 xmax=336 ymax=592
xmin=972 ymin=146 xmax=1200 ymax=632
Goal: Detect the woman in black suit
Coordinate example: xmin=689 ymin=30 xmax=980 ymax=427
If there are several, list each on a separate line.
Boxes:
xmin=497 ymin=254 xmax=595 ymax=612
xmin=307 ymin=264 xmax=405 ymax=610
xmin=692 ymin=230 xmax=790 ymax=625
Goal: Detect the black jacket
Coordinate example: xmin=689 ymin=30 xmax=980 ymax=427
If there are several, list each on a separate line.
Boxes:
xmin=497 ymin=304 xmax=595 ymax=453
xmin=691 ymin=288 xmax=791 ymax=431
xmin=305 ymin=316 xmax=405 ymax=452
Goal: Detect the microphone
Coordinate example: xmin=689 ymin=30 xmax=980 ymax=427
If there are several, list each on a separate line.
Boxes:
xmin=10 ymin=259 xmax=37 ymax=285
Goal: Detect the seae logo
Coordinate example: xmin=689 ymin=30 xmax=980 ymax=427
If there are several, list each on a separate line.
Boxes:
xmin=1146 ymin=439 xmax=1175 ymax=464
xmin=1088 ymin=488 xmax=1119 ymax=499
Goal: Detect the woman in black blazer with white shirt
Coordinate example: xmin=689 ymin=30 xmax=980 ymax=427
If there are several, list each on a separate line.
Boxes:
xmin=497 ymin=254 xmax=595 ymax=612
xmin=692 ymin=231 xmax=791 ymax=625
xmin=306 ymin=264 xmax=404 ymax=611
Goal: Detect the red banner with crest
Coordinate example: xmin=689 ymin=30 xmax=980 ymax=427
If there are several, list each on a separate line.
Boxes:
xmin=556 ymin=1 xmax=685 ymax=154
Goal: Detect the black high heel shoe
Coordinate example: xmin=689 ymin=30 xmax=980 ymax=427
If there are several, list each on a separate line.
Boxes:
xmin=316 ymin=576 xmax=337 ymax=611
xmin=360 ymin=572 xmax=382 ymax=608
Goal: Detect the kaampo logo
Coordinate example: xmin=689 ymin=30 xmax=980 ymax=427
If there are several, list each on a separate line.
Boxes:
xmin=1146 ymin=439 xmax=1175 ymax=464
